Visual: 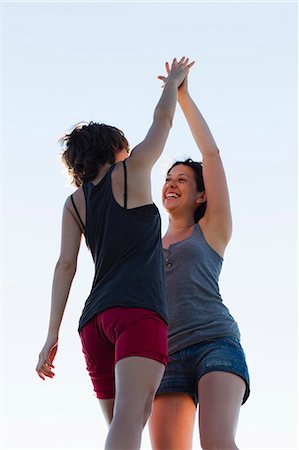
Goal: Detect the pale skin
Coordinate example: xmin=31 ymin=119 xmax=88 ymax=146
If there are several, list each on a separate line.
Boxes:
xmin=149 ymin=62 xmax=246 ymax=450
xmin=36 ymin=57 xmax=194 ymax=450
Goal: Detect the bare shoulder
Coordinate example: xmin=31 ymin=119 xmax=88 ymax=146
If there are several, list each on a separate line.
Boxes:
xmin=124 ymin=149 xmax=152 ymax=175
xmin=67 ymin=186 xmax=85 ymax=206
xmin=64 ymin=186 xmax=86 ymax=230
xmin=113 ymin=157 xmax=150 ymax=182
xmin=112 ymin=159 xmax=152 ymax=209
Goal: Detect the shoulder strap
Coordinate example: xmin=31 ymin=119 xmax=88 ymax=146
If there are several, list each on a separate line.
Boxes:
xmin=123 ymin=160 xmax=128 ymax=209
xmin=70 ymin=194 xmax=85 ymax=231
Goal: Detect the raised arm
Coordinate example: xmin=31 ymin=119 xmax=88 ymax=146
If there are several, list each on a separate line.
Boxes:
xmin=180 ymin=92 xmax=232 ymax=246
xmin=128 ymin=57 xmax=194 ymax=170
xmin=160 ymin=61 xmax=232 ymax=253
xmin=36 ymin=197 xmax=82 ymax=380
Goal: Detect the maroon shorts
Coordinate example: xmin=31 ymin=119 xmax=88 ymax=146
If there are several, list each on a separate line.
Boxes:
xmin=79 ymin=307 xmax=168 ymax=399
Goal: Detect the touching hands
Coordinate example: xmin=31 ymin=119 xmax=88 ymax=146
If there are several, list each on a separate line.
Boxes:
xmin=158 ymin=57 xmax=194 ymax=98
xmin=36 ymin=336 xmax=58 ymax=380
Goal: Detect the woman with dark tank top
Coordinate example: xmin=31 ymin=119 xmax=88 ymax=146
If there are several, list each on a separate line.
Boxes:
xmin=36 ymin=57 xmax=194 ymax=450
xmin=149 ymin=61 xmax=250 ymax=449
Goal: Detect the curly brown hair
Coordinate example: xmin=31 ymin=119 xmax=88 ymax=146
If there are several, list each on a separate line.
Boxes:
xmin=60 ymin=122 xmax=129 ymax=186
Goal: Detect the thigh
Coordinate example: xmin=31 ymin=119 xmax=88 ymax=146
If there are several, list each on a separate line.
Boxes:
xmin=194 ymin=336 xmax=250 ymax=405
xmin=114 ymin=356 xmax=165 ymax=415
xmin=198 ymin=371 xmax=245 ymax=444
xmin=150 ymin=393 xmax=196 ymax=450
xmin=79 ymin=317 xmax=115 ymax=400
xmin=105 ymin=357 xmax=166 ymax=450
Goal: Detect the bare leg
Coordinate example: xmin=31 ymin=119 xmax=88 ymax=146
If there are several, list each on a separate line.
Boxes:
xmin=198 ymin=371 xmax=245 ymax=450
xmin=149 ymin=393 xmax=196 ymax=450
xmin=104 ymin=356 xmax=165 ymax=450
xmin=99 ymin=399 xmax=114 ymax=425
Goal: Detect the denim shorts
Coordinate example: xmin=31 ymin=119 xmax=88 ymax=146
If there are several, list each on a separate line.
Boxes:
xmin=156 ymin=337 xmax=250 ymax=405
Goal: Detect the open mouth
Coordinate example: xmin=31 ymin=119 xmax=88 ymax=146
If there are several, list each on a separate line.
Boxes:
xmin=165 ymin=192 xmax=180 ymax=199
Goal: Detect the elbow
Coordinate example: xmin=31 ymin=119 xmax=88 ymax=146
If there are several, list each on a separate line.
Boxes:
xmin=153 ymin=112 xmax=173 ymax=130
xmin=55 ymin=258 xmax=77 ymax=274
xmin=202 ymin=147 xmax=220 ymax=158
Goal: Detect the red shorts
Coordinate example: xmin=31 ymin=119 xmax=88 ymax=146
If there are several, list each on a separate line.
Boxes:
xmin=79 ymin=307 xmax=168 ymax=399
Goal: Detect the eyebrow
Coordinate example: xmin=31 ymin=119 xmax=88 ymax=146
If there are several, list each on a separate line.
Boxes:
xmin=167 ymin=173 xmax=190 ymax=178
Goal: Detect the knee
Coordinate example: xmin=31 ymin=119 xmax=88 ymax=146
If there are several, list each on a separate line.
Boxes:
xmin=113 ymin=390 xmax=156 ymax=426
xmin=142 ymin=390 xmax=156 ymax=425
xmin=201 ymin=436 xmax=238 ymax=450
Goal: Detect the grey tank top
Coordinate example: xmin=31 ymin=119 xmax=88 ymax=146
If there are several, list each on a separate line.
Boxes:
xmin=164 ymin=223 xmax=240 ymax=354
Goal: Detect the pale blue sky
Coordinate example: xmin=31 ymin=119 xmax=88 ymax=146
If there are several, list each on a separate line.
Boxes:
xmin=2 ymin=1 xmax=298 ymax=449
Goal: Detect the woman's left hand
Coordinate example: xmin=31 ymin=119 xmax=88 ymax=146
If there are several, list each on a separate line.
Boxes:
xmin=36 ymin=335 xmax=58 ymax=380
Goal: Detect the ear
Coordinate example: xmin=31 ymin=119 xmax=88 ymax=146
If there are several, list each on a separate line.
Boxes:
xmin=195 ymin=191 xmax=207 ymax=204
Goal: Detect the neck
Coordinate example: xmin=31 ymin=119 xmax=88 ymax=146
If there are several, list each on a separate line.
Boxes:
xmin=166 ymin=212 xmax=195 ymax=236
xmin=98 ymin=162 xmax=112 ymax=176
xmin=92 ymin=163 xmax=112 ymax=184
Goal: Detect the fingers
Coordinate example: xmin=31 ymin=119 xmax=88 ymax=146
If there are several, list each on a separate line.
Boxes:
xmin=169 ymin=56 xmax=195 ymax=71
xmin=36 ymin=363 xmax=55 ymax=379
xmin=36 ymin=353 xmax=55 ymax=380
xmin=46 ymin=359 xmax=55 ymax=368
xmin=158 ymin=56 xmax=195 ymax=88
xmin=157 ymin=75 xmax=167 ymax=88
xmin=178 ymin=56 xmax=188 ymax=65
xmin=177 ymin=57 xmax=188 ymax=66
xmin=165 ymin=61 xmax=170 ymax=74
xmin=187 ymin=60 xmax=195 ymax=70
xmin=170 ymin=56 xmax=186 ymax=69
xmin=171 ymin=57 xmax=177 ymax=69
xmin=178 ymin=57 xmax=195 ymax=69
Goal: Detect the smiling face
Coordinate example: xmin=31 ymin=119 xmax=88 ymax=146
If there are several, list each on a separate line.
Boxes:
xmin=162 ymin=164 xmax=205 ymax=217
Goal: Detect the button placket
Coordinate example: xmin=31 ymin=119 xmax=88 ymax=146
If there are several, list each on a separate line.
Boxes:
xmin=165 ymin=248 xmax=172 ymax=268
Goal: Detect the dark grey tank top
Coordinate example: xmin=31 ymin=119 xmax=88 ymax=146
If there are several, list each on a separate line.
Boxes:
xmin=164 ymin=223 xmax=240 ymax=354
xmin=75 ymin=162 xmax=167 ymax=332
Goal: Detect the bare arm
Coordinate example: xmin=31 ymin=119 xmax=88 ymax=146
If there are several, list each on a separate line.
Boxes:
xmin=36 ymin=197 xmax=82 ymax=379
xmin=159 ymin=60 xmax=232 ymax=252
xmin=178 ymin=91 xmax=232 ymax=248
xmin=128 ymin=57 xmax=194 ymax=171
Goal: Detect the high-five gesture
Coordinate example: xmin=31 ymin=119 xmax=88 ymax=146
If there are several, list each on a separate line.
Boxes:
xmin=161 ymin=57 xmax=195 ymax=89
xmin=128 ymin=56 xmax=195 ymax=169
xmin=158 ymin=57 xmax=194 ymax=99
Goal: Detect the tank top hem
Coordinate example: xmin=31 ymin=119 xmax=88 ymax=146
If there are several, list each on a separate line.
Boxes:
xmin=78 ymin=303 xmax=167 ymax=333
xmin=168 ymin=331 xmax=241 ymax=355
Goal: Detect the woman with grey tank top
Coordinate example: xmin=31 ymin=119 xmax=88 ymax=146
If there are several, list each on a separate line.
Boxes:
xmin=149 ymin=61 xmax=250 ymax=450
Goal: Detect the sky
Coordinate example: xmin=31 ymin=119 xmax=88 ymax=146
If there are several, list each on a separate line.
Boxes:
xmin=1 ymin=1 xmax=298 ymax=449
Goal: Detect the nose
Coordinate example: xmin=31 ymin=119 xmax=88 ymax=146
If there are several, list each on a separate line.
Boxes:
xmin=167 ymin=179 xmax=176 ymax=188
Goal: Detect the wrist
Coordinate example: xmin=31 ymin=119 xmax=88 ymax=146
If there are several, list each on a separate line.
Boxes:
xmin=47 ymin=328 xmax=59 ymax=339
xmin=178 ymin=91 xmax=191 ymax=103
xmin=164 ymin=78 xmax=178 ymax=88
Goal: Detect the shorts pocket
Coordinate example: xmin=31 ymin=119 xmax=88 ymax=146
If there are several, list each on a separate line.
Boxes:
xmin=222 ymin=336 xmax=241 ymax=348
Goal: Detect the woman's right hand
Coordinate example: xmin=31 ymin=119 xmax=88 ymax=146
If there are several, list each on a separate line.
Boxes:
xmin=36 ymin=335 xmax=58 ymax=380
xmin=160 ymin=57 xmax=194 ymax=90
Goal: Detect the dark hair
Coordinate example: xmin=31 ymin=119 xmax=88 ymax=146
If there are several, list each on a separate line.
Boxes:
xmin=168 ymin=158 xmax=207 ymax=222
xmin=60 ymin=122 xmax=129 ymax=186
